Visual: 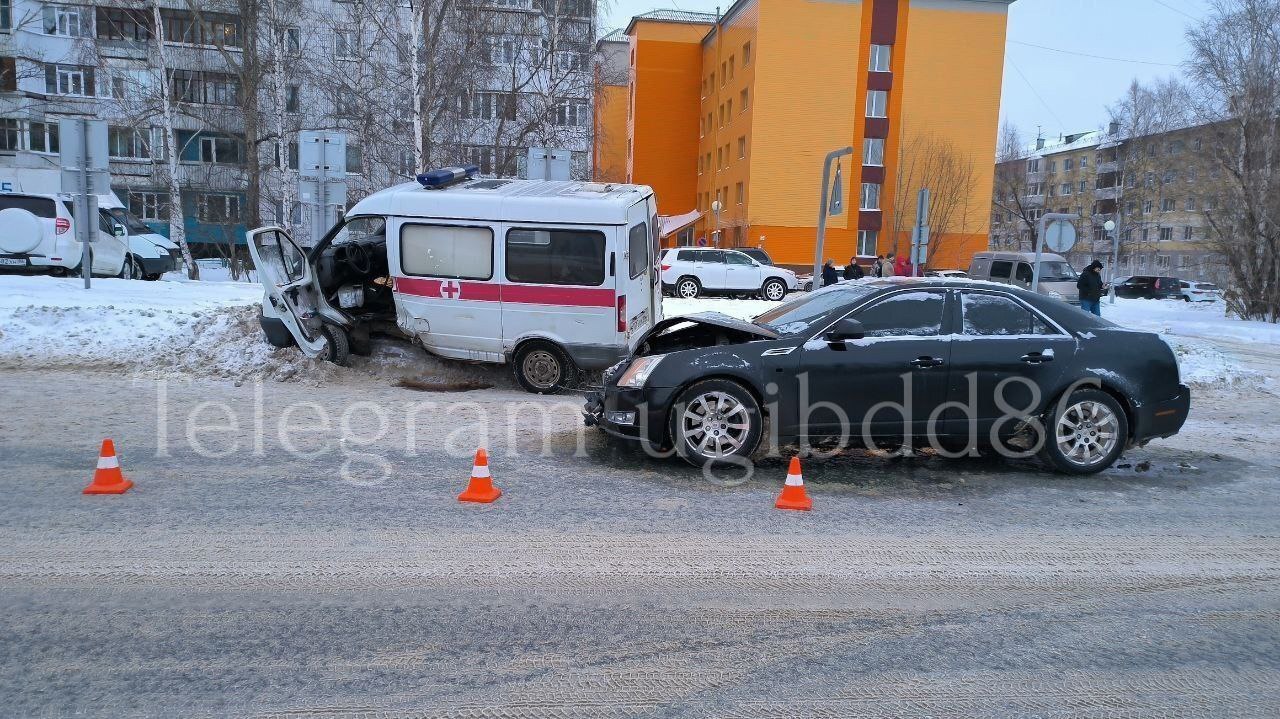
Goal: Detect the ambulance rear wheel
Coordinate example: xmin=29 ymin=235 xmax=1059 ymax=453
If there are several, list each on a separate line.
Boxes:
xmin=514 ymin=341 xmax=575 ymax=394
xmin=321 ymin=325 xmax=351 ymax=366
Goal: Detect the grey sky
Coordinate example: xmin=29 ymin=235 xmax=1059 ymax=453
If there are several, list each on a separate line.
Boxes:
xmin=601 ymin=0 xmax=1209 ymax=144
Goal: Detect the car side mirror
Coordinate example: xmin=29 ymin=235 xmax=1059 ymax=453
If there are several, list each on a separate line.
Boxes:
xmin=824 ymin=318 xmax=865 ymax=344
xmin=113 ymin=224 xmax=126 ymax=238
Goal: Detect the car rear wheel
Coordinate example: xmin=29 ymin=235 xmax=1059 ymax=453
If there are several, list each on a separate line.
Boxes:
xmin=1040 ymin=388 xmax=1128 ymax=475
xmin=514 ymin=341 xmax=576 ymax=395
xmin=676 ymin=277 xmax=701 ymax=299
xmin=670 ymin=379 xmax=762 ymax=466
xmin=761 ymin=278 xmax=787 ymax=301
xmin=119 ymin=255 xmax=143 ymax=280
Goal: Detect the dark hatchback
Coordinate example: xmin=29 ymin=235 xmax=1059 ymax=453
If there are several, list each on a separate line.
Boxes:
xmin=1114 ymin=275 xmax=1182 ymax=299
xmin=584 ymin=279 xmax=1190 ymax=474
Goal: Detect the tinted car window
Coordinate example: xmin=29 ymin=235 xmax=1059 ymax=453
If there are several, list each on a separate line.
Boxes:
xmin=989 ymin=260 xmax=1013 ymax=279
xmin=506 ymin=228 xmax=605 ymax=286
xmin=740 ymin=248 xmax=772 ymax=265
xmin=0 ymin=195 xmax=57 ymax=217
xmin=855 ymin=291 xmax=946 ymax=337
xmin=725 ymin=251 xmax=753 ymax=266
xmin=701 ymin=250 xmax=725 ymax=263
xmin=961 ymin=292 xmax=1059 ymax=336
xmin=1015 ymin=262 xmax=1033 ymax=284
xmin=753 ymin=285 xmax=878 ymax=336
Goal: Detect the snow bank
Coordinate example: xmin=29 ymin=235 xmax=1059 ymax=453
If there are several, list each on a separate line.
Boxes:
xmin=0 ymin=275 xmax=508 ymax=387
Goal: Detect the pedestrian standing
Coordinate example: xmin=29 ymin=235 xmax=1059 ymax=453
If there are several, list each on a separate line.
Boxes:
xmin=1077 ymin=259 xmax=1105 ymax=316
xmin=894 ymin=252 xmax=912 ymax=277
xmin=882 ymin=252 xmax=897 ymax=277
xmin=871 ymin=255 xmax=885 ymax=277
xmin=821 ymin=259 xmax=839 ymax=288
xmin=843 ymin=256 xmax=864 ymax=280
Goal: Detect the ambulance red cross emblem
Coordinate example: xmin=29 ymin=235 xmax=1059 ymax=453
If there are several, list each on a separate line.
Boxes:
xmin=439 ymin=280 xmax=462 ymax=299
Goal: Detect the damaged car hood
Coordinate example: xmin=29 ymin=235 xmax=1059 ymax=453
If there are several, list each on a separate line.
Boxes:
xmin=639 ymin=312 xmax=779 ymax=345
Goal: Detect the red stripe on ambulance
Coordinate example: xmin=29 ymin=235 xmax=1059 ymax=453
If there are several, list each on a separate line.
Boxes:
xmin=393 ymin=276 xmax=614 ymax=307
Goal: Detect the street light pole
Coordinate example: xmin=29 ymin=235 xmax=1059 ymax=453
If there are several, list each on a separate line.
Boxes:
xmin=812 ymin=146 xmax=853 ymax=288
xmin=1104 ymin=218 xmax=1119 ymax=304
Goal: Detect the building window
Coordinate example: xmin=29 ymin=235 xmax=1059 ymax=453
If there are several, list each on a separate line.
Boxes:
xmin=1026 ymin=158 xmax=1040 ymax=173
xmin=43 ymin=4 xmax=89 ymax=37
xmin=869 ymin=44 xmax=891 ymax=72
xmin=280 ymin=26 xmax=300 ymax=54
xmin=865 ymin=90 xmax=887 ymax=118
xmin=555 ymin=99 xmax=589 ymax=127
xmin=863 ymin=137 xmax=884 ymax=166
xmin=129 ymin=191 xmax=169 ymax=222
xmin=1156 ymin=254 xmax=1170 ymax=270
xmin=97 ymin=7 xmax=152 ymax=42
xmin=45 ymin=64 xmax=94 ymax=96
xmin=108 ymin=126 xmax=150 ymax=159
xmin=1080 ymin=155 xmax=1088 ymax=168
xmin=195 ymin=193 xmax=241 ymax=224
xmin=1183 ymin=226 xmax=1194 ymax=241
xmin=345 ymin=144 xmax=362 ymax=173
xmin=170 ymin=69 xmax=239 ymax=105
xmin=1048 ymin=159 xmax=1056 ymax=173
xmin=160 ymin=9 xmax=240 ymax=48
xmin=1143 ymin=200 xmax=1153 ymax=214
xmin=1161 ymin=198 xmax=1175 ymax=212
xmin=1185 ymin=197 xmax=1196 ymax=211
xmin=857 ymin=230 xmax=878 ymax=256
xmin=738 ymin=136 xmax=746 ymax=159
xmin=1 ymin=0 xmax=10 ymax=32
xmin=1061 ymin=183 xmax=1072 ymax=196
xmin=335 ymin=29 xmax=359 ymax=58
xmin=743 ymin=42 xmax=751 ymax=66
xmin=860 ymin=182 xmax=880 ymax=210
xmin=740 ymin=87 xmax=748 ymax=112
xmin=199 ymin=135 xmax=242 ymax=164
xmin=1064 ymin=158 xmax=1074 ymax=171
xmin=1159 ymin=227 xmax=1173 ymax=242
xmin=0 ymin=117 xmax=18 ymax=150
xmin=1079 ymin=180 xmax=1087 ymax=193
xmin=462 ymin=92 xmax=516 ymax=120
xmin=0 ymin=56 xmax=13 ymax=91
xmin=285 ymin=84 xmax=299 ymax=113
xmin=735 ymin=182 xmax=744 ymax=204
xmin=28 ymin=121 xmax=58 ymax=153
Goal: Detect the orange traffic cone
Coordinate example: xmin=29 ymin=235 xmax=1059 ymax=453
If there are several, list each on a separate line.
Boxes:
xmin=775 ymin=456 xmax=812 ymax=511
xmin=83 ymin=439 xmax=134 ymax=495
xmin=458 ymin=448 xmax=501 ymax=503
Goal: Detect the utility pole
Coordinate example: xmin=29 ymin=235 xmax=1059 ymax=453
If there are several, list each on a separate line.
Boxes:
xmin=812 ymin=146 xmax=854 ymax=288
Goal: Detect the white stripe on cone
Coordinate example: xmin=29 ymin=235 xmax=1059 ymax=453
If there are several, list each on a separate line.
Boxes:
xmin=472 ymin=465 xmax=490 ymax=478
xmin=97 ymin=456 xmax=119 ymax=470
xmin=784 ymin=472 xmax=803 ymax=486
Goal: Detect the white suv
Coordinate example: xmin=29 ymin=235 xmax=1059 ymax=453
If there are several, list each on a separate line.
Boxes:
xmin=660 ymin=248 xmax=798 ymax=301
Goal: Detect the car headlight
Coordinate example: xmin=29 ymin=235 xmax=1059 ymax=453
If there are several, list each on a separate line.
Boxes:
xmin=616 ymin=355 xmax=665 ymax=388
xmin=155 ymin=247 xmax=169 ymax=255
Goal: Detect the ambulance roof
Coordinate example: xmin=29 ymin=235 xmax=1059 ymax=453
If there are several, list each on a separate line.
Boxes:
xmin=348 ymin=178 xmax=654 ymax=226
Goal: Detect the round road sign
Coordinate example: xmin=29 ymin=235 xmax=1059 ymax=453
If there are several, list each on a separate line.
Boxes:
xmin=1045 ymin=220 xmax=1077 ymax=253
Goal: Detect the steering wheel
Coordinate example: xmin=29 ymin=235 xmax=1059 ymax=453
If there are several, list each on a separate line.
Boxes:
xmin=344 ymin=242 xmax=371 ymax=275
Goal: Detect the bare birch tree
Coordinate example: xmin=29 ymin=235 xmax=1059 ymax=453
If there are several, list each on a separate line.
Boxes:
xmin=891 ymin=132 xmax=977 ymax=267
xmin=990 ymin=122 xmax=1038 ymax=251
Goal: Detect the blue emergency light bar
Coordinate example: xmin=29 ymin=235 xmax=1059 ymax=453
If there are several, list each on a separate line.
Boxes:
xmin=417 ymin=165 xmax=479 ymax=189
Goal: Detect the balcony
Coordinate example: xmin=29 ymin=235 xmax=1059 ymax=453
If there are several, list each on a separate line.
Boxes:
xmin=1094 ymin=185 xmax=1121 ymax=201
xmin=1096 ymin=160 xmax=1119 ymax=174
xmin=1022 ymin=193 xmax=1045 ymax=207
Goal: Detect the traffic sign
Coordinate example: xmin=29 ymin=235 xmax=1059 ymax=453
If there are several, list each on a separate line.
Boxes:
xmin=1045 ymin=219 xmax=1077 ymax=253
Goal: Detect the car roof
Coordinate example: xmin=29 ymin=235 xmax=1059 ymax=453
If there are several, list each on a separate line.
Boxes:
xmin=971 ymin=251 xmax=1068 ymax=263
xmin=348 ymin=178 xmax=654 ymax=226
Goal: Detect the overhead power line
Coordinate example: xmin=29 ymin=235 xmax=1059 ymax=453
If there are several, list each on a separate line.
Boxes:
xmin=1008 ymin=40 xmax=1183 ymax=68
xmin=1149 ymin=0 xmax=1199 ymax=21
xmin=1008 ymin=58 xmax=1067 ymax=136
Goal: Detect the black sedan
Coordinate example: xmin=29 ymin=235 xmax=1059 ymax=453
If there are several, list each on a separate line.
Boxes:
xmin=584 ymin=279 xmax=1190 ymax=474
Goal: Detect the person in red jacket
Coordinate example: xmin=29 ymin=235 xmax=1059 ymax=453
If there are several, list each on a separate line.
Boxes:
xmin=894 ymin=252 xmax=912 ymax=277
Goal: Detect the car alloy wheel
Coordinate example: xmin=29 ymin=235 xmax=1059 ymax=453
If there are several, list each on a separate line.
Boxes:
xmin=677 ymin=278 xmax=700 ymax=299
xmin=1054 ymin=399 xmax=1120 ymax=467
xmin=762 ymin=279 xmax=786 ymax=301
xmin=679 ymin=390 xmax=751 ymax=460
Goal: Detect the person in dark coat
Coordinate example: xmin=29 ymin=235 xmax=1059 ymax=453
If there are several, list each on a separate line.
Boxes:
xmin=1077 ymin=259 xmax=1105 ymax=316
xmin=821 ymin=259 xmax=839 ymax=288
xmin=843 ymin=257 xmax=864 ymax=280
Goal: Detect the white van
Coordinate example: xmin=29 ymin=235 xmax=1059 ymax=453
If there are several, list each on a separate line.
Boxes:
xmin=249 ymin=167 xmax=662 ymax=393
xmin=0 ymin=170 xmax=180 ymax=279
xmin=967 ymin=251 xmax=1081 ymax=304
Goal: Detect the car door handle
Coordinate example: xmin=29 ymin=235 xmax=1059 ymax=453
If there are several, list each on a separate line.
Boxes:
xmin=1021 ymin=350 xmax=1055 ymax=364
xmin=911 ymin=356 xmax=944 ymax=368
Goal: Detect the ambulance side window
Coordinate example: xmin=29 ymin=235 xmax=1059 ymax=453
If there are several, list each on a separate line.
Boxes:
xmin=628 ymin=222 xmax=649 ymax=279
xmin=506 ymin=228 xmax=605 ymax=286
xmin=400 ymin=224 xmax=494 ymax=280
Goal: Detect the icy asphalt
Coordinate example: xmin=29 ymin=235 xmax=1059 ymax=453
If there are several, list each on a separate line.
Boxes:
xmin=2 ymin=368 xmax=1279 ymax=718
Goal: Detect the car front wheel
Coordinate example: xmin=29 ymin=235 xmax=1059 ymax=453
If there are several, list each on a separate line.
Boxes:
xmin=670 ymin=379 xmax=762 ymax=466
xmin=761 ymin=278 xmax=787 ymax=301
xmin=1040 ymin=388 xmax=1128 ymax=474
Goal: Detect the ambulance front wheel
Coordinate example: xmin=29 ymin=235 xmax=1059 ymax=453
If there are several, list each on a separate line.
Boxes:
xmin=514 ymin=341 xmax=576 ymax=394
xmin=321 ymin=324 xmax=351 ymax=366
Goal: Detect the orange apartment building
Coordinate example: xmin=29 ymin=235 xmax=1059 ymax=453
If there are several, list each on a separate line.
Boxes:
xmin=594 ymin=0 xmax=1013 ymax=270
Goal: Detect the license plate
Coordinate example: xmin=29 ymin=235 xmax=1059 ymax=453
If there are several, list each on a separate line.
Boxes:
xmin=0 ymin=258 xmax=25 ymax=266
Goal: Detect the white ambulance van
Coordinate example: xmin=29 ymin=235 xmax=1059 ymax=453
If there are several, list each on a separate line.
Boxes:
xmin=248 ymin=166 xmax=662 ymax=393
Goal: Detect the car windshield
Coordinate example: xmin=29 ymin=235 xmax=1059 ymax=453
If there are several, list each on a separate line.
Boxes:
xmin=1038 ymin=261 xmax=1078 ymax=282
xmin=106 ymin=208 xmax=155 ymax=235
xmin=753 ymin=284 xmax=877 ymax=336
